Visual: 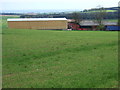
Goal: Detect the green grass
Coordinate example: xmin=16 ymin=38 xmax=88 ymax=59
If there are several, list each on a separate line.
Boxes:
xmin=105 ymin=10 xmax=117 ymax=12
xmin=83 ymin=10 xmax=117 ymax=13
xmin=2 ymin=16 xmax=118 ymax=88
xmin=1 ymin=15 xmax=19 ymax=29
xmin=103 ymin=19 xmax=118 ymax=23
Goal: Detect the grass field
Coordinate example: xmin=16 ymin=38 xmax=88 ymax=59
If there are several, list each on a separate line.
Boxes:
xmin=104 ymin=19 xmax=118 ymax=23
xmin=2 ymin=16 xmax=118 ymax=88
xmin=83 ymin=10 xmax=117 ymax=13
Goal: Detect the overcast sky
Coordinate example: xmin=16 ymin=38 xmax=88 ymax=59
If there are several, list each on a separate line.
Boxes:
xmin=1 ymin=0 xmax=120 ymax=11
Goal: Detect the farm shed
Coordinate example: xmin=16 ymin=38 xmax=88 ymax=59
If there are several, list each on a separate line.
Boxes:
xmin=7 ymin=18 xmax=67 ymax=30
xmin=68 ymin=20 xmax=119 ymax=30
xmin=106 ymin=26 xmax=120 ymax=30
xmin=80 ymin=20 xmax=118 ymax=30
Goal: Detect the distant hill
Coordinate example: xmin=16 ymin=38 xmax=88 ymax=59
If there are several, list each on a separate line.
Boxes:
xmin=82 ymin=7 xmax=119 ymax=13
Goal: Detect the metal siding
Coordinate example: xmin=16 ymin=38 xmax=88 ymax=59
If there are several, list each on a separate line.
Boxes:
xmin=8 ymin=21 xmax=30 ymax=29
xmin=106 ymin=26 xmax=120 ymax=30
xmin=8 ymin=20 xmax=67 ymax=30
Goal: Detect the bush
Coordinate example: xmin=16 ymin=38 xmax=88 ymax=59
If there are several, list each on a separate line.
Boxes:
xmin=96 ymin=25 xmax=106 ymax=31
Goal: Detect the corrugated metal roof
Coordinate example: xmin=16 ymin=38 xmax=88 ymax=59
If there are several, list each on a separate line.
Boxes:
xmin=7 ymin=18 xmax=67 ymax=21
xmin=80 ymin=20 xmax=117 ymax=26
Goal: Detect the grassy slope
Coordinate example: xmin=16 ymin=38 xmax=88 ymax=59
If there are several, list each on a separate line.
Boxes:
xmin=82 ymin=9 xmax=118 ymax=23
xmin=82 ymin=8 xmax=117 ymax=13
xmin=2 ymin=16 xmax=118 ymax=88
xmin=104 ymin=19 xmax=118 ymax=23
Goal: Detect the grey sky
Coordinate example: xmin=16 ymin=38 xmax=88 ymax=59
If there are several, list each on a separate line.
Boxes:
xmin=1 ymin=0 xmax=120 ymax=10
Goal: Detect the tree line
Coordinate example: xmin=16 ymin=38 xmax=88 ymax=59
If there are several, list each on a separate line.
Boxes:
xmin=19 ymin=12 xmax=118 ymax=20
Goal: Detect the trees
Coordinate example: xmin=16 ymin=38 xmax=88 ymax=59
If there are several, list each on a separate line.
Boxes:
xmin=93 ymin=6 xmax=106 ymax=30
xmin=71 ymin=12 xmax=82 ymax=24
xmin=118 ymin=1 xmax=120 ymax=26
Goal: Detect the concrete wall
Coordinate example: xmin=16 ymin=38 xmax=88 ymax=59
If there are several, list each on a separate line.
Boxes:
xmin=8 ymin=20 xmax=67 ymax=30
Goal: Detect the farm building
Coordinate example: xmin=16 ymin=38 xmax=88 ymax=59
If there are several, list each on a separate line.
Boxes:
xmin=68 ymin=20 xmax=120 ymax=30
xmin=80 ymin=21 xmax=119 ymax=30
xmin=7 ymin=18 xmax=67 ymax=30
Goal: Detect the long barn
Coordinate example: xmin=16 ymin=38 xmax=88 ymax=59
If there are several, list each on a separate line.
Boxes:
xmin=7 ymin=18 xmax=67 ymax=30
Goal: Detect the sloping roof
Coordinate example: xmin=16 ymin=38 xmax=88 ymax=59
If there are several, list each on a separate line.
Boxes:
xmin=80 ymin=20 xmax=117 ymax=26
xmin=7 ymin=18 xmax=67 ymax=21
